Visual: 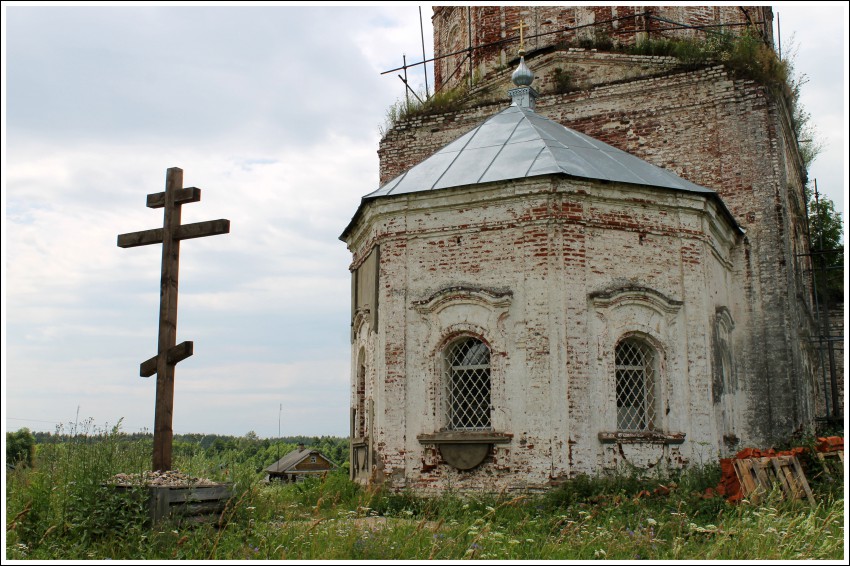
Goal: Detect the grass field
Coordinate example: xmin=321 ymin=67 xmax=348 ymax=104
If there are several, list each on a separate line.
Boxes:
xmin=5 ymin=423 xmax=845 ymax=560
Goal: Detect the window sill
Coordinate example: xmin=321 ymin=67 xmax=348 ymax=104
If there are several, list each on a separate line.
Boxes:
xmin=598 ymin=431 xmax=685 ymax=445
xmin=418 ymin=431 xmax=512 ymax=471
xmin=417 ymin=431 xmax=513 ymax=445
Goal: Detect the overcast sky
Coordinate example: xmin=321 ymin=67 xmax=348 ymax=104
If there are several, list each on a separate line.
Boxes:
xmin=3 ymin=3 xmax=847 ymax=439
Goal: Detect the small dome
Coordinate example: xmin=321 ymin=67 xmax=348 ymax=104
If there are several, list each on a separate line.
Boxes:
xmin=511 ymin=55 xmax=534 ymax=87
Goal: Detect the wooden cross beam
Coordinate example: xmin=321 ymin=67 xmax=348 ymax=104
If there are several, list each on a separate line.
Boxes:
xmin=118 ymin=167 xmax=230 ymax=472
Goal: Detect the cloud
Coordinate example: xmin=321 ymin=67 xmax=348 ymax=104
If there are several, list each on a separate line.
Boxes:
xmin=5 ymin=5 xmax=426 ymax=438
xmin=5 ymin=4 xmax=844 ymax=440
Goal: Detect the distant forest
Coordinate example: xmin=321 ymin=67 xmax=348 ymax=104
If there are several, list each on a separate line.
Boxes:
xmin=28 ymin=430 xmax=349 ymax=473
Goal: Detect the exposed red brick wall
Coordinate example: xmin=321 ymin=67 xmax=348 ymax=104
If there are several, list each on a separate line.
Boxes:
xmin=432 ymin=6 xmax=773 ymax=92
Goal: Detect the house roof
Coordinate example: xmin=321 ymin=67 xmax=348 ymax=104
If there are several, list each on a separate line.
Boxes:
xmin=341 ymin=104 xmax=742 ymax=240
xmin=265 ymin=448 xmax=335 ymax=474
xmin=367 ymin=105 xmax=716 ymax=199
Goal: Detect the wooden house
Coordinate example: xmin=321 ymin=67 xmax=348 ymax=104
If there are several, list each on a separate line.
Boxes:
xmin=264 ymin=444 xmax=336 ymax=482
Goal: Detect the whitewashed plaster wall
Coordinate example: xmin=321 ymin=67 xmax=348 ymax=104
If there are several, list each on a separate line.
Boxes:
xmin=345 ymin=175 xmax=744 ymax=492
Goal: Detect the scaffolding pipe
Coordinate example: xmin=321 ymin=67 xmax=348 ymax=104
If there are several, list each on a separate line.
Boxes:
xmin=419 ymin=6 xmax=430 ymax=99
xmin=382 ymin=11 xmax=769 ymax=77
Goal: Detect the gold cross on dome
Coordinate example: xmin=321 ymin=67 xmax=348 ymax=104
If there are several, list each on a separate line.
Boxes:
xmin=514 ymin=19 xmax=526 ymax=53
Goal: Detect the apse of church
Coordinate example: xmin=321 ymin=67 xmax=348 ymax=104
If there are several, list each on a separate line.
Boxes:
xmin=341 ymin=6 xmax=816 ymax=492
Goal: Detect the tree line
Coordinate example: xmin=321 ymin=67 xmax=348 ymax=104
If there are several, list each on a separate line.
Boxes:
xmin=8 ymin=428 xmax=349 ymax=473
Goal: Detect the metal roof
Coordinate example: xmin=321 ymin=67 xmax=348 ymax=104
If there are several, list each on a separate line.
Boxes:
xmin=366 ymin=104 xmax=715 ymax=200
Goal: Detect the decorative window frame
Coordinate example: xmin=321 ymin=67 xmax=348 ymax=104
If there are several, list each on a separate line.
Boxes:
xmin=413 ymin=285 xmax=513 ymax=469
xmin=712 ymin=306 xmax=738 ymax=446
xmin=350 ymin=306 xmax=375 ymax=482
xmin=588 ymin=285 xmax=683 ymax=317
xmin=413 ymin=286 xmax=512 ymax=315
xmin=712 ymin=307 xmax=736 ymax=396
xmin=589 ymin=285 xmax=686 ymax=444
xmin=355 ymin=347 xmax=367 ymax=440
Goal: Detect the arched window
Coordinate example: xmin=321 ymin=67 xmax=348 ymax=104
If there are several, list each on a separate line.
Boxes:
xmin=356 ymin=348 xmax=366 ymax=438
xmin=445 ymin=337 xmax=492 ymax=430
xmin=615 ymin=337 xmax=658 ymax=431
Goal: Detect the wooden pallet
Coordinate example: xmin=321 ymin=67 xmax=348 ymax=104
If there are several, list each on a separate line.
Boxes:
xmin=816 ymin=450 xmax=844 ymax=464
xmin=815 ymin=450 xmax=844 ymax=479
xmin=732 ymin=456 xmax=814 ymax=505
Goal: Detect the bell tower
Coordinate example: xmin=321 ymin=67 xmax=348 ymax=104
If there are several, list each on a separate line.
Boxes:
xmin=431 ymin=6 xmax=774 ymax=93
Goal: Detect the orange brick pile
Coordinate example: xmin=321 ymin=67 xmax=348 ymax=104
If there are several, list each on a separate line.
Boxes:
xmin=815 ymin=436 xmax=844 ymax=453
xmin=709 ymin=437 xmax=843 ymax=503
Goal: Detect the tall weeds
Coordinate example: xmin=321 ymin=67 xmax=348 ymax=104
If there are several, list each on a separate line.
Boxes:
xmin=7 ymin=419 xmax=151 ymax=553
xmin=7 ymin=431 xmax=844 ymax=560
xmin=379 ymin=86 xmax=468 ymax=138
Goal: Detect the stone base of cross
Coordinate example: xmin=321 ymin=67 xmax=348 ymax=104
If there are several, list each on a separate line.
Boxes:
xmin=118 ymin=167 xmax=229 ymax=472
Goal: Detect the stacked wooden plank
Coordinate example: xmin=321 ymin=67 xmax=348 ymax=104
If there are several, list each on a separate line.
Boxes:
xmin=108 ymin=471 xmax=232 ymax=525
xmin=814 ymin=436 xmax=844 ymax=479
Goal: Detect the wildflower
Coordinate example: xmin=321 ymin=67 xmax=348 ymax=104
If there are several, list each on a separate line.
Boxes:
xmin=646 ymin=518 xmax=657 ymax=526
xmin=594 ymin=549 xmax=607 ymax=558
xmin=509 ymin=539 xmax=520 ymax=545
xmin=525 ymin=538 xmax=534 ymax=543
xmin=485 ymin=506 xmax=495 ymax=512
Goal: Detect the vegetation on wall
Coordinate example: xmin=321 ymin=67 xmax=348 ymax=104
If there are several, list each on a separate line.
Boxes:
xmin=379 ymin=85 xmax=469 ymax=138
xmin=626 ymin=31 xmax=823 ymax=173
xmin=381 ymin=29 xmax=821 ymax=172
xmin=551 ymin=67 xmax=575 ymax=94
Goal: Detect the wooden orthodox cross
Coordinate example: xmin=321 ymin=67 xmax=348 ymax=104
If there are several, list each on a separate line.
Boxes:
xmin=118 ymin=167 xmax=230 ymax=472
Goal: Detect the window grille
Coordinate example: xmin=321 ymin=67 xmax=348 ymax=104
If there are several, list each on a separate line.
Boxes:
xmin=615 ymin=338 xmax=657 ymax=431
xmin=445 ymin=337 xmax=492 ymax=430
